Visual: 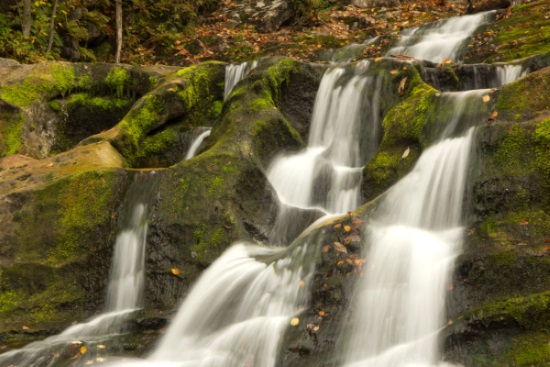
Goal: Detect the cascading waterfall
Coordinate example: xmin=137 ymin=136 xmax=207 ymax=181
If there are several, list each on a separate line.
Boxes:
xmin=341 ymin=88 xmax=490 ymax=366
xmin=184 ymin=128 xmax=211 ymax=160
xmin=496 ymin=64 xmax=527 ymax=86
xmin=0 ymin=172 xmax=155 ymax=367
xmin=103 ymin=240 xmax=319 ymax=367
xmin=267 ymin=61 xmax=383 ymax=244
xmin=224 ymin=61 xmax=258 ymax=100
xmin=386 ymin=11 xmax=494 ymax=62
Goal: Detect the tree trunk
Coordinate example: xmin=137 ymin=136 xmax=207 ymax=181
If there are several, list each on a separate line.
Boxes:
xmin=115 ymin=0 xmax=122 ymax=63
xmin=22 ymin=0 xmax=32 ymax=38
xmin=46 ymin=0 xmax=59 ymax=53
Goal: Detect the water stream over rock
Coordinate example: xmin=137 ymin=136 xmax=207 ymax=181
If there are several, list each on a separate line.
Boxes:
xmin=0 ymin=172 xmax=156 ymax=367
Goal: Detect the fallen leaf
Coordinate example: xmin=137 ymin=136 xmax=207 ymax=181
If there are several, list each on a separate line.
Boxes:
xmin=333 ymin=241 xmax=348 ymax=254
xmin=491 ymin=111 xmax=498 ymax=119
xmin=344 ymin=225 xmax=351 ymax=232
xmin=322 ymin=244 xmax=331 ymax=253
xmin=318 ymin=310 xmax=326 ymax=316
xmin=442 ymin=58 xmax=453 ymax=65
xmin=298 ymin=280 xmax=305 ymax=288
xmin=80 ymin=346 xmax=87 ymax=354
xmin=482 ymin=95 xmax=491 ymax=103
xmin=401 ymin=146 xmax=410 ymax=159
xmin=398 ymin=77 xmax=408 ymax=95
xmin=519 ymin=220 xmax=529 ymax=226
xmin=375 ymin=57 xmax=383 ymax=62
xmin=290 ymin=317 xmax=300 ymax=326
xmin=97 ymin=344 xmax=106 ymax=349
xmin=171 ymin=268 xmax=181 ymax=276
xmin=333 ymin=223 xmax=342 ymax=229
xmin=390 ymin=69 xmax=399 ymax=75
xmin=22 ymin=326 xmax=29 ymax=330
xmin=435 ymin=92 xmax=441 ymax=97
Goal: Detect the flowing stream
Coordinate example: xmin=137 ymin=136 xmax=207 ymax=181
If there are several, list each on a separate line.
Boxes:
xmin=267 ymin=61 xmax=383 ymax=244
xmin=0 ymin=172 xmax=156 ymax=367
xmin=387 ymin=11 xmax=494 ymax=63
xmin=224 ymin=61 xmax=258 ymax=100
xmin=184 ymin=128 xmax=211 ymax=160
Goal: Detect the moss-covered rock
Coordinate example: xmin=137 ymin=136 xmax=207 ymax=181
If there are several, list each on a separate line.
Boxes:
xmin=465 ymin=1 xmax=550 ymax=64
xmin=82 ymin=61 xmax=226 ymax=167
xmin=361 ymin=64 xmax=436 ymax=201
xmin=0 ymin=61 xmax=174 ymax=159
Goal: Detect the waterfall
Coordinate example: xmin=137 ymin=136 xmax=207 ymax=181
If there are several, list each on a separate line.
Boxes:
xmin=184 ymin=128 xmax=211 ymax=160
xmin=102 ymin=241 xmax=318 ymax=367
xmin=224 ymin=61 xmax=258 ymax=100
xmin=496 ymin=64 xmax=527 ymax=86
xmin=340 ymin=87 xmax=486 ymax=366
xmin=0 ymin=172 xmax=155 ymax=367
xmin=267 ymin=61 xmax=383 ymax=244
xmin=386 ymin=11 xmax=494 ymax=63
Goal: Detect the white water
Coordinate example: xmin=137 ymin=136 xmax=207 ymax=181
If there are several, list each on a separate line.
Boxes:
xmin=184 ymin=128 xmax=211 ymax=160
xmin=224 ymin=61 xmax=258 ymax=100
xmin=342 ymin=127 xmax=475 ymax=367
xmin=104 ymin=242 xmax=316 ymax=367
xmin=387 ymin=12 xmax=493 ymax=63
xmin=496 ymin=64 xmax=527 ymax=86
xmin=0 ymin=181 xmax=150 ymax=367
xmin=267 ymin=62 xmax=382 ymax=243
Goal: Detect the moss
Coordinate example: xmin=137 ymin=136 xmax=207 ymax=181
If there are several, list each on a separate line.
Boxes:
xmin=493 ymin=124 xmax=536 ymax=177
xmin=506 ymin=333 xmax=550 ymax=366
xmin=381 ymin=76 xmax=437 ymax=147
xmin=1 ymin=63 xmax=75 ymax=107
xmin=496 ymin=68 xmax=550 ymax=121
xmin=105 ymin=67 xmax=130 ymax=98
xmin=49 ymin=100 xmax=61 ymax=112
xmin=466 ymin=291 xmax=550 ymax=331
xmin=0 ymin=290 xmax=23 ymax=315
xmin=210 ymin=100 xmax=223 ymax=118
xmin=77 ymin=74 xmax=92 ymax=90
xmin=535 ymin=118 xmax=550 ymax=208
xmin=2 ymin=113 xmax=25 ymax=156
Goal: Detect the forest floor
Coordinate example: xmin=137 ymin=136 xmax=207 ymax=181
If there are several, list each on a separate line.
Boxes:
xmin=141 ymin=0 xmax=470 ymax=65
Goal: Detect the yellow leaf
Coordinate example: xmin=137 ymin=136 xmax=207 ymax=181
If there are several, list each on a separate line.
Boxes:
xmin=290 ymin=317 xmax=300 ymax=326
xmin=171 ymin=268 xmax=181 ymax=276
xmin=317 ymin=44 xmax=322 ymax=49
xmin=390 ymin=69 xmax=399 ymax=75
xmin=435 ymin=92 xmax=441 ymax=97
xmin=482 ymin=95 xmax=490 ymax=103
xmin=80 ymin=346 xmax=87 ymax=354
xmin=442 ymin=59 xmax=453 ymax=65
xmin=333 ymin=241 xmax=348 ymax=254
xmin=97 ymin=344 xmax=106 ymax=349
xmin=344 ymin=225 xmax=351 ymax=232
xmin=374 ymin=57 xmax=383 ymax=62
xmin=22 ymin=326 xmax=29 ymax=330
xmin=519 ymin=220 xmax=529 ymax=226
xmin=402 ymin=65 xmax=408 ymax=70
xmin=398 ymin=77 xmax=408 ymax=95
xmin=401 ymin=146 xmax=410 ymax=159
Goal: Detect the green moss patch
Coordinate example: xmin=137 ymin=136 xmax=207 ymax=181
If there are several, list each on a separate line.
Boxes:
xmin=1 ymin=63 xmax=76 ymax=107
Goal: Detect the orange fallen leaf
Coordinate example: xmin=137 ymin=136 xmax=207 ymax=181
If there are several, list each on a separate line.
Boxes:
xmin=491 ymin=111 xmax=498 ymax=119
xmin=344 ymin=225 xmax=351 ymax=232
xmin=171 ymin=268 xmax=181 ymax=276
xmin=80 ymin=346 xmax=87 ymax=354
xmin=318 ymin=310 xmax=326 ymax=316
xmin=322 ymin=244 xmax=331 ymax=253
